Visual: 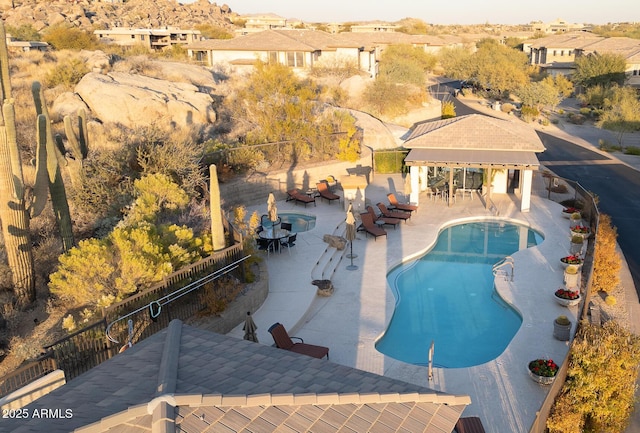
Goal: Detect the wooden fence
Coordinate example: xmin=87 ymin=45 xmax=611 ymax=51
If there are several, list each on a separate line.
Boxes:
xmin=0 ymin=241 xmax=247 ymax=398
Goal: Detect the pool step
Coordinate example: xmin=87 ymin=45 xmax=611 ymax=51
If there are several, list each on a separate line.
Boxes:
xmin=311 ymin=222 xmax=347 ymax=281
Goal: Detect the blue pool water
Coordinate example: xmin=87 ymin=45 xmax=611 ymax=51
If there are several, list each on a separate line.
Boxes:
xmin=278 ymin=213 xmax=316 ymax=232
xmin=376 ymin=220 xmax=544 ymax=368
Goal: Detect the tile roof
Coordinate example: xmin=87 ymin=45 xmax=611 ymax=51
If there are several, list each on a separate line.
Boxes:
xmin=405 ymin=114 xmax=546 ymax=152
xmin=4 ymin=320 xmax=469 ymax=433
xmin=526 ymin=32 xmax=604 ymax=49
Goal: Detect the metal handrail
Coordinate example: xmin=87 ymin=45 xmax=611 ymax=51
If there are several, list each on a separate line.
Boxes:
xmin=493 ymin=256 xmax=514 ymax=281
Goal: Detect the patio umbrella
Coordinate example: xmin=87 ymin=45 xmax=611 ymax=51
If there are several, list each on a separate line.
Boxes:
xmin=345 ymin=204 xmax=357 ymax=270
xmin=267 ymin=193 xmax=278 ymax=225
xmin=404 ymin=173 xmax=412 ymax=200
xmin=243 ymin=311 xmax=258 ymax=342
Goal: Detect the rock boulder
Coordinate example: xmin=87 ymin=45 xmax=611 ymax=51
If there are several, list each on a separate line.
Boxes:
xmin=73 ymin=72 xmax=216 ymax=129
xmin=323 ymin=234 xmax=347 ymax=250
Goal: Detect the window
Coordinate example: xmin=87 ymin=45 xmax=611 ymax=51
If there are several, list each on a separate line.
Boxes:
xmin=268 ymin=51 xmax=278 ymax=64
xmin=286 ymin=51 xmax=305 ymax=67
xmin=552 ymin=50 xmax=557 ymax=56
xmin=560 ymin=50 xmax=564 ymax=56
xmin=568 ymin=50 xmax=573 ymax=56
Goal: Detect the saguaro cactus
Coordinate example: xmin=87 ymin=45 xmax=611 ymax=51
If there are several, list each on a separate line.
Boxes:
xmin=32 ymin=81 xmax=74 ymax=251
xmin=0 ymin=21 xmax=35 ymax=307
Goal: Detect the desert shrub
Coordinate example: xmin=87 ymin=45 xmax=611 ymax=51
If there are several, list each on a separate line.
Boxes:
xmin=520 ymin=105 xmax=539 ymax=122
xmin=362 ymin=78 xmax=413 ymax=117
xmin=592 ymin=213 xmax=621 ymax=294
xmin=557 ymin=108 xmax=565 ymax=115
xmin=540 ymin=117 xmax=550 ymax=126
xmin=551 ymin=118 xmax=559 ymax=124
xmin=605 ymin=295 xmax=617 ymax=306
xmin=547 ymin=321 xmax=640 ymax=433
xmin=197 ymin=275 xmax=244 ymax=317
xmin=624 ymin=146 xmax=640 ymax=156
xmin=42 ymin=26 xmax=98 ymax=50
xmin=441 ymin=100 xmax=456 ymax=119
xmin=44 ymin=57 xmax=89 ymax=88
xmin=500 ymin=102 xmax=514 ymax=113
xmin=568 ymin=113 xmax=586 ymax=125
xmin=579 ymin=107 xmax=592 ymax=116
xmin=5 ymin=24 xmax=41 ymax=41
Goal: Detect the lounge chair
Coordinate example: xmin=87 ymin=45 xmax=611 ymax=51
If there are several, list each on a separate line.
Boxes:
xmin=359 ymin=211 xmax=387 ymax=240
xmin=286 ymin=189 xmax=316 ymax=207
xmin=454 ymin=417 xmax=486 ymax=433
xmin=316 ymin=182 xmax=340 ymax=204
xmin=387 ymin=193 xmax=418 ymax=214
xmin=268 ymin=322 xmax=329 ymax=359
xmin=366 ymin=205 xmax=400 ymax=229
xmin=377 ymin=203 xmax=411 ymax=221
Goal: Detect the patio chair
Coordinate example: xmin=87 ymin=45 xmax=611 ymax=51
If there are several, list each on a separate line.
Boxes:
xmin=359 ymin=211 xmax=387 ymax=241
xmin=316 ymin=182 xmax=340 ymax=204
xmin=280 ymin=222 xmax=293 ymax=231
xmin=279 ymin=233 xmax=297 ymax=255
xmin=454 ymin=417 xmax=486 ymax=433
xmin=256 ymin=237 xmax=275 ymax=257
xmin=286 ymin=189 xmax=316 ymax=207
xmin=268 ymin=322 xmax=329 ymax=359
xmin=387 ymin=193 xmax=418 ymax=214
xmin=325 ymin=175 xmax=338 ymax=191
xmin=377 ymin=203 xmax=411 ymax=221
xmin=366 ymin=205 xmax=400 ymax=229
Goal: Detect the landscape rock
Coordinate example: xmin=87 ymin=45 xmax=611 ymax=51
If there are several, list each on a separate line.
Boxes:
xmin=312 ymin=279 xmax=334 ymax=297
xmin=50 ymin=91 xmax=90 ymax=122
xmin=323 ymin=234 xmax=347 ymax=250
xmin=73 ymin=71 xmax=216 ymax=129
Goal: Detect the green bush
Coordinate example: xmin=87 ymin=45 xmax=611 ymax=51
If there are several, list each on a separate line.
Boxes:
xmin=501 ymin=102 xmax=515 ymax=113
xmin=579 ymin=107 xmax=592 ymax=116
xmin=374 ymin=150 xmax=407 ymax=173
xmin=520 ymin=105 xmax=539 ymax=122
xmin=44 ymin=57 xmax=89 ymax=88
xmin=624 ymin=146 xmax=640 ymax=155
xmin=43 ymin=26 xmax=98 ymax=50
xmin=568 ymin=113 xmax=586 ymax=125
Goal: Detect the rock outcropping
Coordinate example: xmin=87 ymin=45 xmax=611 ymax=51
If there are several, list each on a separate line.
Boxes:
xmin=1 ymin=0 xmax=235 ymax=33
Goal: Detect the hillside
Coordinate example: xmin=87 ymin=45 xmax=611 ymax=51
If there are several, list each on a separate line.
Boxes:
xmin=0 ymin=0 xmax=236 ymax=33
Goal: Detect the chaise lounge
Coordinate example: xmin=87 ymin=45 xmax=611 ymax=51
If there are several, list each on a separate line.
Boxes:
xmin=377 ymin=203 xmax=411 ymax=221
xmin=366 ymin=205 xmax=400 ymax=229
xmin=359 ymin=211 xmax=387 ymax=240
xmin=387 ymin=193 xmax=418 ymax=214
xmin=316 ymin=182 xmax=340 ymax=204
xmin=268 ymin=322 xmax=329 ymax=359
xmin=286 ymin=189 xmax=316 ymax=207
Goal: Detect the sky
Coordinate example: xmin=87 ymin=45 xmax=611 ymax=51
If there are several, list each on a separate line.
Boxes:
xmin=181 ymin=0 xmax=637 ymax=25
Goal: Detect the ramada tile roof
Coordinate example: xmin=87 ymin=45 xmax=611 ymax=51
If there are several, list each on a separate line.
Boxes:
xmin=4 ymin=320 xmax=469 ymax=433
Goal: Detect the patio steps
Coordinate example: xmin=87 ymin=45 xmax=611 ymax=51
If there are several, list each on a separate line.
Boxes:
xmin=311 ymin=222 xmax=347 ymax=282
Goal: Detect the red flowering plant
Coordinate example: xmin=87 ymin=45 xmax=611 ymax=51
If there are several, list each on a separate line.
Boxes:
xmin=555 ymin=288 xmax=580 ymax=300
xmin=528 ymin=358 xmax=558 ymax=377
xmin=570 ymin=225 xmax=590 ymax=234
xmin=561 ymin=254 xmax=583 ymax=265
xmin=562 ymin=207 xmax=580 ymax=214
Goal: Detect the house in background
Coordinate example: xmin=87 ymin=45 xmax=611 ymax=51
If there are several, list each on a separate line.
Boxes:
xmin=2 ymin=320 xmax=471 ymax=432
xmin=574 ymin=37 xmax=640 ymax=86
xmin=187 ymin=29 xmax=462 ymax=78
xmin=528 ymin=18 xmax=588 ymax=34
xmin=94 ymin=27 xmax=201 ymax=52
xmin=5 ymin=34 xmax=48 ymax=52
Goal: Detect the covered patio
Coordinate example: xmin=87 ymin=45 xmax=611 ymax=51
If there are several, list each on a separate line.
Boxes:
xmin=403 ymin=114 xmax=546 ymax=212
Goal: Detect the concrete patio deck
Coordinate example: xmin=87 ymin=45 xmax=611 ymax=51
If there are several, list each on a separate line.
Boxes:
xmin=227 ymin=174 xmax=579 ymax=433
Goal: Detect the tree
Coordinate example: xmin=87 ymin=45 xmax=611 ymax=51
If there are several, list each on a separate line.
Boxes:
xmin=597 ymin=85 xmax=640 ymax=145
xmin=547 ymin=321 xmax=640 ymax=433
xmin=441 ymin=100 xmax=456 ymax=119
xmin=379 ymin=44 xmax=437 ymax=86
xmin=437 ymin=45 xmax=475 ymax=80
xmin=592 ymin=213 xmax=622 ymax=294
xmin=5 ymin=24 xmax=40 ymax=41
xmin=471 ymin=38 xmax=531 ymax=97
xmin=515 ymin=80 xmax=560 ymax=111
xmin=228 ymin=62 xmax=359 ymax=165
xmin=362 ymin=78 xmax=413 ymax=117
xmin=43 ymin=26 xmax=97 ymax=50
xmin=572 ymin=52 xmax=627 ymax=88
xmin=194 ymin=24 xmax=232 ymax=39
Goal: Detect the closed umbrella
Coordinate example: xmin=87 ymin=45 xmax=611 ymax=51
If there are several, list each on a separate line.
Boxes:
xmin=267 ymin=193 xmax=278 ymax=226
xmin=345 ymin=204 xmax=357 ymax=270
xmin=404 ymin=173 xmax=412 ymax=201
xmin=243 ymin=311 xmax=258 ymax=342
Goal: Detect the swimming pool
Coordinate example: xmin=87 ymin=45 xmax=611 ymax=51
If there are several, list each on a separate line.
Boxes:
xmin=278 ymin=212 xmax=316 ymax=232
xmin=376 ymin=220 xmax=544 ymax=368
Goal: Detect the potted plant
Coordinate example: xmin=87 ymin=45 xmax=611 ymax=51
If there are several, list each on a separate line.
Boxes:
xmin=528 ymin=358 xmax=559 ymax=385
xmin=560 ymin=254 xmax=583 ymax=269
xmin=553 ymin=315 xmax=572 ymax=341
xmin=563 ymin=264 xmax=581 ymax=289
xmin=570 ymin=234 xmax=584 ymax=255
xmin=562 ymin=207 xmax=581 ymax=218
xmin=570 ymin=225 xmax=590 ymax=239
xmin=554 ymin=287 xmax=581 ymax=307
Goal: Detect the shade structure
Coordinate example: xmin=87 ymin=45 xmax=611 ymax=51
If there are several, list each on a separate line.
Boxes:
xmin=243 ymin=311 xmax=258 ymax=342
xmin=404 ymin=174 xmax=412 ymax=197
xmin=267 ymin=193 xmax=278 ymax=223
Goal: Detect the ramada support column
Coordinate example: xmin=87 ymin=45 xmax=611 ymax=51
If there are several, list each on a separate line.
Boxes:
xmin=520 ymin=169 xmax=533 ymax=212
xmin=410 ymin=165 xmax=420 ymax=205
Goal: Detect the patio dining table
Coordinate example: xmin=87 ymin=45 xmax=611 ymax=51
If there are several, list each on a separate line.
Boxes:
xmin=258 ymin=228 xmax=290 ymax=253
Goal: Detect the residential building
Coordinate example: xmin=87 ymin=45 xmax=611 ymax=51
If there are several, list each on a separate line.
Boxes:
xmin=5 ymin=34 xmax=48 ymax=52
xmin=94 ymin=27 xmax=201 ymax=52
